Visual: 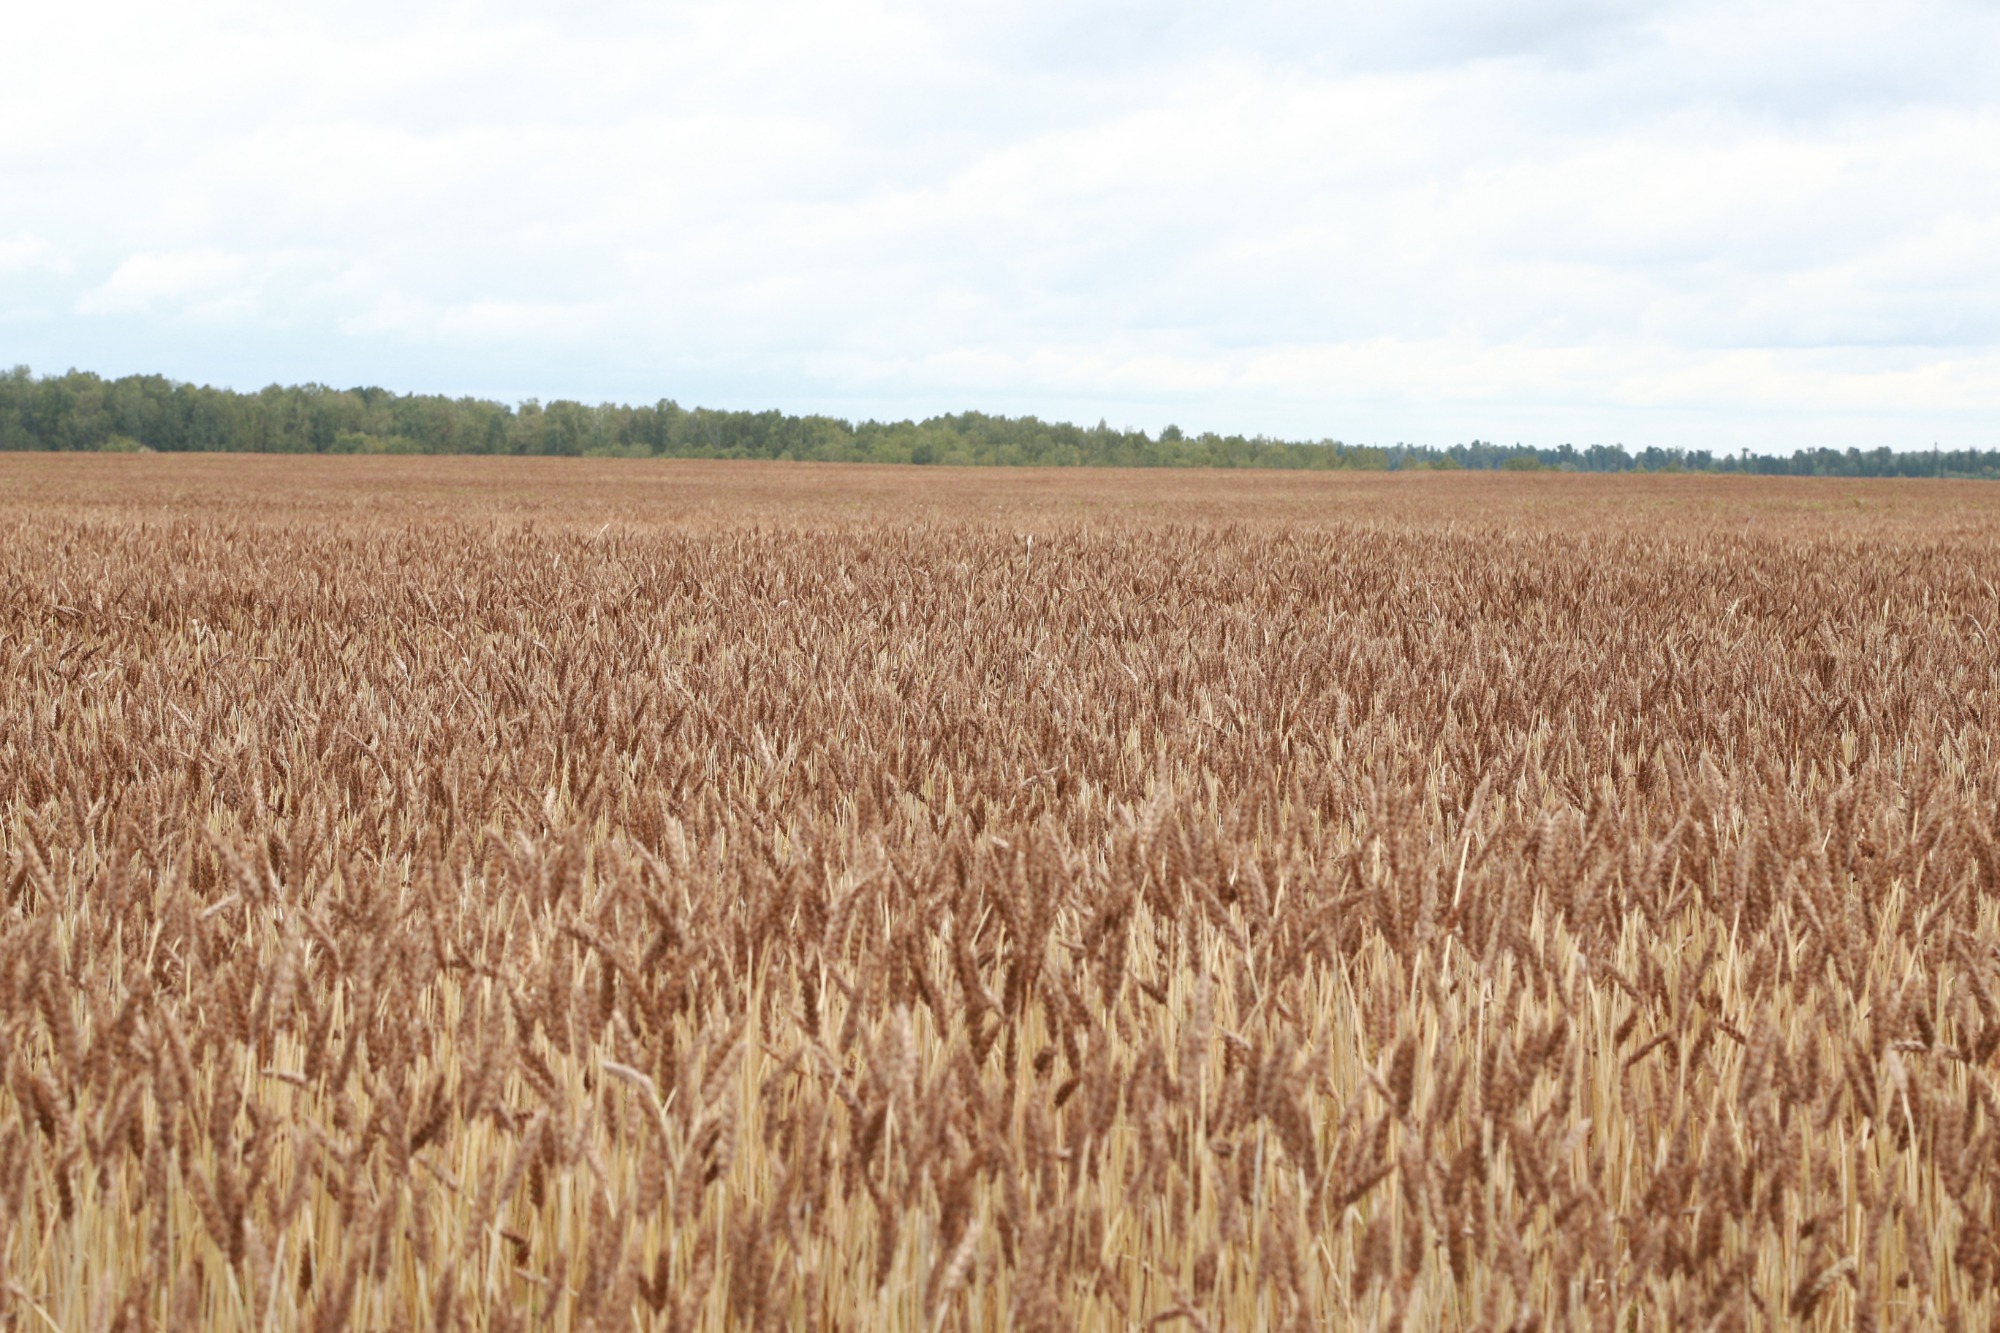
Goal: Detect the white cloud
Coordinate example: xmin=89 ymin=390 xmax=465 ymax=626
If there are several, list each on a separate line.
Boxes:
xmin=0 ymin=235 xmax=64 ymax=274
xmin=3 ymin=0 xmax=1998 ymax=449
xmin=75 ymin=251 xmax=249 ymax=314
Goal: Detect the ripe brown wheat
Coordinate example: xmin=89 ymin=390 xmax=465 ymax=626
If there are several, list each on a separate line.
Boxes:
xmin=3 ymin=455 xmax=1999 ymax=1329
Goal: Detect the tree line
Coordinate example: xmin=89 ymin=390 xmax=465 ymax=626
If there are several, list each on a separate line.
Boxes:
xmin=3 ymin=365 xmax=1994 ymax=477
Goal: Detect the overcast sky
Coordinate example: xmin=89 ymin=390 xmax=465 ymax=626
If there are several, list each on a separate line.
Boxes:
xmin=5 ymin=0 xmax=1998 ymax=450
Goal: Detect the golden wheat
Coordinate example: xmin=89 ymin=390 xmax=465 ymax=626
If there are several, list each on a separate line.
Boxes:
xmin=2 ymin=455 xmax=1998 ymax=1329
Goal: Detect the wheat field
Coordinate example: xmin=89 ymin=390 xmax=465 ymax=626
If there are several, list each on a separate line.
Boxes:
xmin=4 ymin=455 xmax=1999 ymax=1330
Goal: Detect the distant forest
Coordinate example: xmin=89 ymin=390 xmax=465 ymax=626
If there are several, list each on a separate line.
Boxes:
xmin=4 ymin=365 xmax=1995 ymax=476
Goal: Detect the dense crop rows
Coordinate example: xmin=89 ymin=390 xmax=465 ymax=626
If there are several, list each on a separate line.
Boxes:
xmin=4 ymin=456 xmax=2000 ymax=1329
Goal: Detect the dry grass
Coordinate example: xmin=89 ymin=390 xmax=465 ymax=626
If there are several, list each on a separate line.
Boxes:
xmin=3 ymin=455 xmax=2000 ymax=1330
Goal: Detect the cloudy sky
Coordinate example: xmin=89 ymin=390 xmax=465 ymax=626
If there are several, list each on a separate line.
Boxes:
xmin=4 ymin=0 xmax=1997 ymax=450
